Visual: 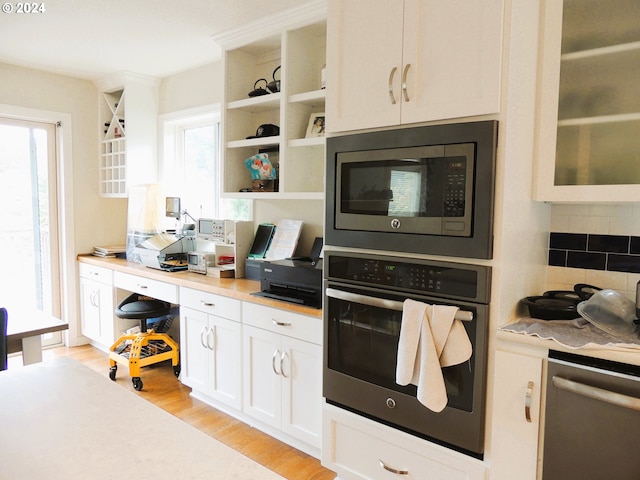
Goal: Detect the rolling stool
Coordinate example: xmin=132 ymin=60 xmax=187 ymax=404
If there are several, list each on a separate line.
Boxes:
xmin=108 ymin=293 xmax=180 ymax=391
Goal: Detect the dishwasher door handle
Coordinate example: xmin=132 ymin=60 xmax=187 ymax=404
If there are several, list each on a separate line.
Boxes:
xmin=552 ymin=375 xmax=640 ymax=411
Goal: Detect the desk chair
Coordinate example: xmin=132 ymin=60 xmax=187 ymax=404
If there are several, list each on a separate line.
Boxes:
xmin=0 ymin=308 xmax=7 ymax=371
xmin=108 ymin=294 xmax=180 ymax=391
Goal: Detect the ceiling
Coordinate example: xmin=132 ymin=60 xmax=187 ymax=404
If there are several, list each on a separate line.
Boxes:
xmin=0 ymin=0 xmax=303 ymax=80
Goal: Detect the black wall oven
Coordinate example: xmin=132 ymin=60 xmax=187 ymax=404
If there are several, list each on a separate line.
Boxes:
xmin=323 ymin=251 xmax=491 ymax=457
xmin=325 ymin=120 xmax=498 ymax=259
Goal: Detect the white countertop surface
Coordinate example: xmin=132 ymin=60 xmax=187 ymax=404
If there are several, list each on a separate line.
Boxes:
xmin=498 ymin=317 xmax=640 ymax=366
xmin=0 ymin=357 xmax=285 ymax=480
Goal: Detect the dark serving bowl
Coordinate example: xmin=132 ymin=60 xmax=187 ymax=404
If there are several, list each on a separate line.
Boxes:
xmin=521 ymin=295 xmax=579 ymax=320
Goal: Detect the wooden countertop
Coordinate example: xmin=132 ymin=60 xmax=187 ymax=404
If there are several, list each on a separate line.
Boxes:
xmin=78 ymin=255 xmax=322 ymax=318
xmin=0 ymin=357 xmax=285 ymax=480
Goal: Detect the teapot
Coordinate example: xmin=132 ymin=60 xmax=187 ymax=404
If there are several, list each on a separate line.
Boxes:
xmin=267 ymin=66 xmax=281 ymax=93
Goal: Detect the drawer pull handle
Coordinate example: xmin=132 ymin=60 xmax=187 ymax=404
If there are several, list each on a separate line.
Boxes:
xmin=201 ymin=301 xmax=215 ymax=307
xmin=272 ymin=319 xmax=291 ymax=327
xmin=137 ymin=284 xmax=148 ymax=289
xmin=388 ymin=66 xmax=398 ymax=105
xmin=525 ymin=381 xmax=534 ymax=423
xmin=378 ymin=459 xmax=409 ymax=475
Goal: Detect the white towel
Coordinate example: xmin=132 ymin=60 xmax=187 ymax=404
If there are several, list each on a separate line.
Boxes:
xmin=396 ymin=299 xmax=472 ymax=412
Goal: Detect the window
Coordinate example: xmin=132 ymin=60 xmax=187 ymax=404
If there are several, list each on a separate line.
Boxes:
xmin=160 ymin=106 xmax=251 ymax=223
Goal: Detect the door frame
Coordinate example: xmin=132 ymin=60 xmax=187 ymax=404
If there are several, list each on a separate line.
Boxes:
xmin=1 ymin=104 xmax=77 ymax=346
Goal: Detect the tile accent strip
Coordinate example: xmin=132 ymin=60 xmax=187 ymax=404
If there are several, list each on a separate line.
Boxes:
xmin=549 ymin=232 xmax=640 ymax=273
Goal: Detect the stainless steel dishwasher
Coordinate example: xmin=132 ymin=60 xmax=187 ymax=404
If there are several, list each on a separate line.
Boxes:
xmin=542 ymin=351 xmax=640 ymax=479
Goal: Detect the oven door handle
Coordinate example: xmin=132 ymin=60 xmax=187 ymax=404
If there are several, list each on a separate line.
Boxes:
xmin=325 ymin=287 xmax=473 ymax=321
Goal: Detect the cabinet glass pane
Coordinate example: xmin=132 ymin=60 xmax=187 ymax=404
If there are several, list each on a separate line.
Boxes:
xmin=553 ymin=0 xmax=640 ymax=187
xmin=555 ymin=119 xmax=640 ymax=185
xmin=561 ymin=0 xmax=640 ymax=53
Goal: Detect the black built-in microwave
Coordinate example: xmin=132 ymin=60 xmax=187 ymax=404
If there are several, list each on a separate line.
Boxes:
xmin=325 ymin=121 xmax=498 ymax=259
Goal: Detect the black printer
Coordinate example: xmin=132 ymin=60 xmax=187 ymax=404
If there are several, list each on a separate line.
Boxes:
xmin=252 ymin=258 xmax=323 ymax=308
xmin=251 ymin=237 xmax=323 ymax=308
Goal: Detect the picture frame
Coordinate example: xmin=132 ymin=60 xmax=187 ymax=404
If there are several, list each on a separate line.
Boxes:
xmin=305 ymin=113 xmax=326 ymax=138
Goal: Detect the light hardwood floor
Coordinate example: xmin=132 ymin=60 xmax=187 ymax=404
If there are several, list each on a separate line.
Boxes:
xmin=39 ymin=345 xmax=335 ymax=480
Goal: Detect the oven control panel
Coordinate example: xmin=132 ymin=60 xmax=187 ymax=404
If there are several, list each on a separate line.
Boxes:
xmin=327 ymin=253 xmax=490 ymax=303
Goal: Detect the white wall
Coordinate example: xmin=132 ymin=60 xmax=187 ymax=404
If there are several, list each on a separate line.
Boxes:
xmin=0 ymin=62 xmax=128 ymax=253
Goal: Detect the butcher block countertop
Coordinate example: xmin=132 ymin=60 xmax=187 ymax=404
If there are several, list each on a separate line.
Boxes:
xmin=78 ymin=255 xmax=322 ymax=318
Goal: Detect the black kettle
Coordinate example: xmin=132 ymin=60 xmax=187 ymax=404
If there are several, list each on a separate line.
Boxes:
xmin=267 ymin=66 xmax=281 ymax=93
xmin=248 ymin=78 xmax=269 ymax=97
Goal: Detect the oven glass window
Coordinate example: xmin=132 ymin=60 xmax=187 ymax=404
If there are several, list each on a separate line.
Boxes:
xmin=326 ymin=288 xmax=475 ymax=412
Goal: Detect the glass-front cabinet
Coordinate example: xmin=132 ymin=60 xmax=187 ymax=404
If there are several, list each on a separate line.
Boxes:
xmin=534 ymin=0 xmax=640 ymax=201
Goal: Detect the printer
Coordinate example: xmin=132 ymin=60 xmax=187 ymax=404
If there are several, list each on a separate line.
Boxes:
xmin=134 ymin=233 xmax=195 ymax=271
xmin=253 ymin=258 xmax=323 ymax=308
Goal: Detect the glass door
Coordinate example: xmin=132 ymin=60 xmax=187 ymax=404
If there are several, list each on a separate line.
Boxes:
xmin=0 ymin=117 xmax=62 ymax=347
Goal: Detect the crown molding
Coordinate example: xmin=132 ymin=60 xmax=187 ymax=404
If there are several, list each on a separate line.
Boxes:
xmin=212 ymin=0 xmax=327 ymax=51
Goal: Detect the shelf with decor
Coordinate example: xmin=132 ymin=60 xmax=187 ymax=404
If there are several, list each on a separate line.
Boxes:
xmin=217 ymin=7 xmax=326 ymax=200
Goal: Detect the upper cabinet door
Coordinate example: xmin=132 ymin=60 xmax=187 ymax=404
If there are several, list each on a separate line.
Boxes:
xmin=534 ymin=0 xmax=640 ymax=202
xmin=326 ymin=0 xmax=503 ymax=133
xmin=401 ymin=0 xmax=503 ymax=125
xmin=326 ymin=0 xmax=405 ymax=132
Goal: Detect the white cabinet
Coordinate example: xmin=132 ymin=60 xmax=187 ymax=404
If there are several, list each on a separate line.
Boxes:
xmin=179 ymin=287 xmax=242 ymax=409
xmin=242 ymin=302 xmax=322 ymax=449
xmin=489 ymin=349 xmax=544 ymax=480
xmin=323 ymin=403 xmax=487 ymax=480
xmin=218 ymin=11 xmax=326 ymax=199
xmin=96 ymin=72 xmax=159 ymax=197
xmin=79 ymin=263 xmax=115 ymax=347
xmin=534 ymin=0 xmax=640 ymax=201
xmin=326 ymin=0 xmax=504 ymax=133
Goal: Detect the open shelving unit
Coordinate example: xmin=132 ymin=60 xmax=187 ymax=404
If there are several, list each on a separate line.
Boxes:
xmin=95 ymin=72 xmax=159 ymax=198
xmin=219 ymin=12 xmax=327 ymax=200
xmin=99 ymin=89 xmax=127 ymax=196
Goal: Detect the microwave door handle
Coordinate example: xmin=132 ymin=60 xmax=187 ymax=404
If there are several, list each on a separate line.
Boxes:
xmin=325 ymin=287 xmax=473 ymax=321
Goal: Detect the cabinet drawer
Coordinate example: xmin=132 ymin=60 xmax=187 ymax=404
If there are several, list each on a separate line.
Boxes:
xmin=78 ymin=263 xmax=112 ymax=284
xmin=180 ymin=287 xmax=241 ymax=321
xmin=242 ymin=302 xmax=322 ymax=345
xmin=113 ymin=271 xmax=178 ymax=304
xmin=324 ymin=405 xmax=486 ymax=480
